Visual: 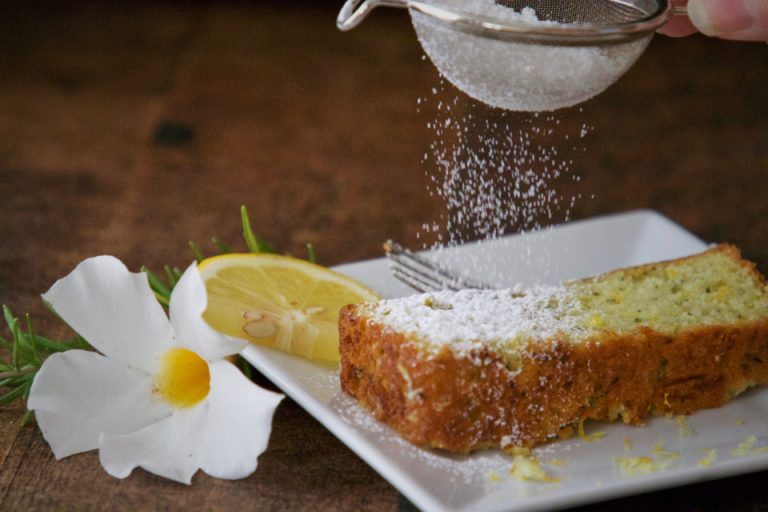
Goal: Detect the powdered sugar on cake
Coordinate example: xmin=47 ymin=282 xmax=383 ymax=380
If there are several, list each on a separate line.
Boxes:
xmin=368 ymin=286 xmax=586 ymax=367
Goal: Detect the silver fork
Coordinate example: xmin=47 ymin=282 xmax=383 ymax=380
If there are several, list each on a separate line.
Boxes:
xmin=383 ymin=240 xmax=495 ymax=293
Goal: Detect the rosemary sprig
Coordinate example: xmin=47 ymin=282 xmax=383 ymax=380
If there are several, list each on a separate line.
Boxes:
xmin=0 ymin=306 xmax=91 ymax=423
xmin=0 ymin=205 xmax=304 ymax=423
xmin=142 ymin=205 xmax=277 ymax=301
xmin=307 ymin=243 xmax=316 ymax=264
xmin=241 ymin=205 xmax=275 ymax=254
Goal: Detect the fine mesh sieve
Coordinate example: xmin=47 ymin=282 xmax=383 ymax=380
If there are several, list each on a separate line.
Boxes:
xmin=338 ymin=0 xmax=686 ymax=111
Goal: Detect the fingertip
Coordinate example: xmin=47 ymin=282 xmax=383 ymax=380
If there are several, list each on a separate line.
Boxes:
xmin=688 ymin=0 xmax=768 ymax=40
xmin=658 ymin=16 xmax=699 ymax=37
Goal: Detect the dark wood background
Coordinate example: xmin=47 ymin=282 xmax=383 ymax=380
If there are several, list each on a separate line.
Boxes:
xmin=1 ymin=1 xmax=767 ymax=510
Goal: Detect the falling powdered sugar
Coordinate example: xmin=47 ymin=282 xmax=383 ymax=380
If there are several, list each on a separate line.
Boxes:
xmin=416 ymin=83 xmax=591 ymax=285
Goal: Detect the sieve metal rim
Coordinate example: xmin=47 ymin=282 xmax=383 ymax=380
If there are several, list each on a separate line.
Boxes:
xmin=338 ymin=0 xmax=679 ymax=45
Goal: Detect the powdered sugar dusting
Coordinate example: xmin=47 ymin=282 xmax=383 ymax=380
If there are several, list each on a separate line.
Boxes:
xmin=368 ymin=286 xmax=586 ymax=367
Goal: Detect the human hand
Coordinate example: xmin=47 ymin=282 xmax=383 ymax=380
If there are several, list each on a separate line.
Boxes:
xmin=659 ymin=0 xmax=768 ymax=41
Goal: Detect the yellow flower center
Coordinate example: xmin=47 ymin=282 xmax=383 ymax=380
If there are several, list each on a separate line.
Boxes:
xmin=156 ymin=348 xmax=210 ymax=408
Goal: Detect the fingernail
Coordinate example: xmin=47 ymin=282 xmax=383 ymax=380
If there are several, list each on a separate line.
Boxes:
xmin=688 ymin=0 xmax=753 ymax=36
xmin=686 ymin=0 xmax=711 ymax=34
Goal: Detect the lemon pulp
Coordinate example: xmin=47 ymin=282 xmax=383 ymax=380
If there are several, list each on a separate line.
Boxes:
xmin=198 ymin=253 xmax=379 ymax=362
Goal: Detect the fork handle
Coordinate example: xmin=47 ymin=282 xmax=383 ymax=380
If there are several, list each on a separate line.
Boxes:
xmin=337 ymin=0 xmax=409 ymax=30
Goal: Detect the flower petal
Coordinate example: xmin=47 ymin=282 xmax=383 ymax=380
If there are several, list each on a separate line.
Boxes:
xmin=99 ymin=405 xmax=207 ymax=485
xmin=28 ymin=350 xmax=172 ymax=459
xmin=169 ymin=262 xmax=246 ymax=361
xmin=198 ymin=361 xmax=283 ymax=480
xmin=42 ymin=256 xmax=174 ymax=372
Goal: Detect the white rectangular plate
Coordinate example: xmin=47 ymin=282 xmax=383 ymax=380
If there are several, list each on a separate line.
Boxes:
xmin=241 ymin=210 xmax=768 ymax=512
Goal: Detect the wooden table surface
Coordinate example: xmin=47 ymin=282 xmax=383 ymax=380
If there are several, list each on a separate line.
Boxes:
xmin=1 ymin=1 xmax=767 ymax=510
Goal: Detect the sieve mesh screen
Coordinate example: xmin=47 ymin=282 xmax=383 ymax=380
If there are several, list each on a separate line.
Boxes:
xmin=411 ymin=1 xmax=656 ymax=111
xmin=338 ymin=0 xmax=671 ymax=111
xmin=493 ymin=0 xmax=656 ymax=24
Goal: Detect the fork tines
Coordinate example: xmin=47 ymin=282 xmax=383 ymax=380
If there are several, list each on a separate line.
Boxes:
xmin=383 ymin=240 xmax=494 ymax=293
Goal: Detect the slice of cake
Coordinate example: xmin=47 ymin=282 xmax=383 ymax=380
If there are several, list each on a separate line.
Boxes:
xmin=339 ymin=245 xmax=768 ymax=453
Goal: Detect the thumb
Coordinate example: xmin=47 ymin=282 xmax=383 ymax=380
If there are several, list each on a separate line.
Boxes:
xmin=688 ymin=0 xmax=768 ymax=41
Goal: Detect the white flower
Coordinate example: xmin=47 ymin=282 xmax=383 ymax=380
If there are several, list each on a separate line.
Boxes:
xmin=28 ymin=256 xmax=283 ymax=484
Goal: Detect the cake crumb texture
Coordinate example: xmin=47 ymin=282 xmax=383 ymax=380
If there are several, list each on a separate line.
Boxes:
xmin=339 ymin=245 xmax=768 ymax=452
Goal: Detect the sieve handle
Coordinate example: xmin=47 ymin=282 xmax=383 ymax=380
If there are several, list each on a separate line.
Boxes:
xmin=337 ymin=0 xmax=409 ymax=31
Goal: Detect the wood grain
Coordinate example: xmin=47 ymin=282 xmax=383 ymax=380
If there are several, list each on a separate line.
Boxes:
xmin=1 ymin=1 xmax=767 ymax=510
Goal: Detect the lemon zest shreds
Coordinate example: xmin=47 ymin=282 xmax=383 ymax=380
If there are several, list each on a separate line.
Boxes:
xmin=698 ymin=448 xmax=717 ymax=467
xmin=615 ymin=438 xmax=678 ymax=477
xmin=613 ymin=456 xmax=658 ymax=477
xmin=543 ymin=458 xmax=569 ymax=467
xmin=731 ymin=435 xmax=768 ymax=457
xmin=652 ymin=439 xmax=680 ymax=462
xmin=509 ymin=455 xmax=560 ymax=483
xmin=676 ymin=415 xmax=696 ymax=438
xmin=487 ymin=470 xmax=503 ymax=482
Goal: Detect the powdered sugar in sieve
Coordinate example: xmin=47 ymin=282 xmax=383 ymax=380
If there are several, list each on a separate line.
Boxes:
xmin=410 ymin=2 xmax=652 ymax=111
xmin=338 ymin=0 xmax=682 ymax=111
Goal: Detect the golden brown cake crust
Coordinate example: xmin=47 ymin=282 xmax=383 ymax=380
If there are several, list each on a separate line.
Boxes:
xmin=338 ymin=245 xmax=768 ymax=453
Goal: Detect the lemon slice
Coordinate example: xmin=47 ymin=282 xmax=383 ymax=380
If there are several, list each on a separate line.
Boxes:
xmin=198 ymin=253 xmax=379 ymax=362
